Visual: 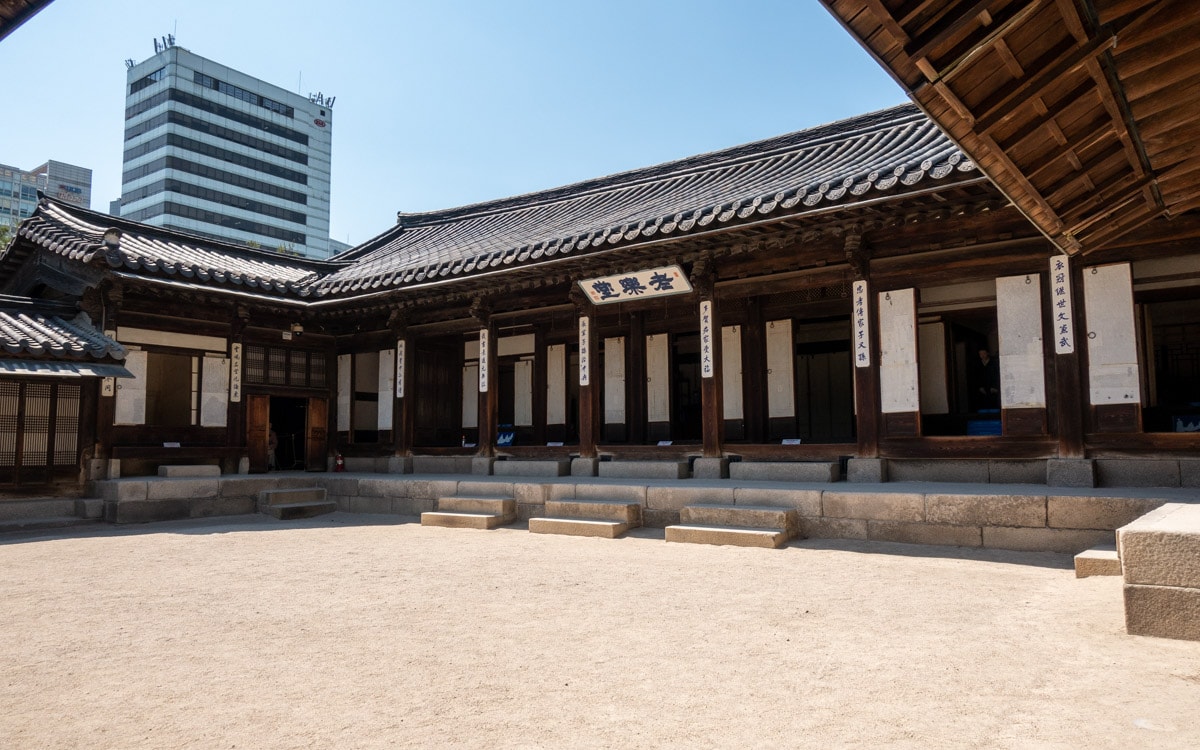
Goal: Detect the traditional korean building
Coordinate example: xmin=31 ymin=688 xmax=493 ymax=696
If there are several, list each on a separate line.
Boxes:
xmin=2 ymin=0 xmax=1199 ymax=498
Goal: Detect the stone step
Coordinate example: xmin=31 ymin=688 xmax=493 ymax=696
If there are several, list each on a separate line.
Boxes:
xmin=1074 ymin=545 xmax=1121 ymax=578
xmin=679 ymin=504 xmax=798 ymax=533
xmin=665 ymin=524 xmax=792 ymax=549
xmin=258 ymin=488 xmax=326 ymax=509
xmin=529 ymin=517 xmax=633 ymax=538
xmin=0 ymin=498 xmax=79 ymax=521
xmin=421 ymin=511 xmax=515 ymax=529
xmin=728 ymin=461 xmax=839 ymax=482
xmin=437 ymin=496 xmax=516 ymax=515
xmin=263 ymin=501 xmax=337 ymax=520
xmin=545 ymin=499 xmax=641 ymax=524
xmin=158 ymin=464 xmax=221 ymax=478
xmin=0 ymin=516 xmax=102 ymax=534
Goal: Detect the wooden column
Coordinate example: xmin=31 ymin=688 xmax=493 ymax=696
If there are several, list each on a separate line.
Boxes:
xmin=470 ymin=300 xmax=498 ymax=457
xmin=1051 ymin=255 xmax=1086 ymax=457
xmin=693 ymin=258 xmax=724 ymax=458
xmin=389 ymin=310 xmax=414 ymax=456
xmin=91 ymin=282 xmax=123 ymax=464
xmin=742 ymin=296 xmax=767 ymax=444
xmin=847 ymin=235 xmax=880 ymax=457
xmin=628 ymin=312 xmax=646 ymax=445
xmin=227 ymin=305 xmax=249 ymax=452
xmin=532 ymin=325 xmax=548 ymax=445
xmin=572 ymin=288 xmax=600 ymax=458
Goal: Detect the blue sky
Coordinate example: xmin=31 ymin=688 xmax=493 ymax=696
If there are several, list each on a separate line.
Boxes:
xmin=0 ymin=0 xmax=905 ymax=245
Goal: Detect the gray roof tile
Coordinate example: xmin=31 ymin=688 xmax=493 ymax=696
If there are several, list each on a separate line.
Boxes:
xmin=0 ymin=296 xmax=125 ymax=360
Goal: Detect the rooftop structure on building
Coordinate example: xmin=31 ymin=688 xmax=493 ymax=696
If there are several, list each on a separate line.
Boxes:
xmin=117 ymin=39 xmax=335 ymax=259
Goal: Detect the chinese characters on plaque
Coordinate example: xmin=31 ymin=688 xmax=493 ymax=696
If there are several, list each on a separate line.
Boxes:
xmin=1050 ymin=256 xmax=1075 ymax=354
xmin=700 ymin=300 xmax=714 ymax=379
xmin=395 ymin=340 xmax=405 ymax=398
xmin=578 ymin=265 xmax=692 ymax=305
xmin=578 ymin=316 xmax=590 ymax=386
xmin=852 ymin=280 xmax=871 ymax=368
xmin=478 ymin=329 xmax=489 ymax=392
xmin=229 ymin=342 xmax=243 ymax=402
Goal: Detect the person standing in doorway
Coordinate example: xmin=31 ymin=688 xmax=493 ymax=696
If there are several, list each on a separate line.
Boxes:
xmin=975 ymin=348 xmax=1001 ymax=410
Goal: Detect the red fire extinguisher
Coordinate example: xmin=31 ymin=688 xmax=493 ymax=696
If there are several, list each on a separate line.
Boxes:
xmin=334 ymin=452 xmax=346 ymax=472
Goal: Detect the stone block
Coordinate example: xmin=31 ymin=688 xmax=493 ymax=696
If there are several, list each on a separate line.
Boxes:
xmin=334 ymin=495 xmax=353 ymax=513
xmin=545 ymin=483 xmax=577 ymax=502
xmin=733 ymin=488 xmax=821 ymax=516
xmin=546 ymin=499 xmax=641 ymax=524
xmin=394 ymin=497 xmax=435 ymax=516
xmin=0 ymin=499 xmax=74 ymax=521
xmin=1047 ymin=495 xmax=1163 ymax=530
xmin=471 ymin=457 xmax=495 ymax=475
xmin=728 ymin=461 xmax=838 ymax=482
xmin=642 ymin=509 xmax=679 ymax=528
xmin=1074 ymin=547 xmax=1121 ymax=578
xmin=575 ymin=483 xmax=647 ymax=505
xmin=1096 ymin=459 xmax=1180 ymax=488
xmin=867 ymin=521 xmax=982 ymax=548
xmin=798 ymin=516 xmax=868 ymax=540
xmin=492 ymin=459 xmax=570 ymax=477
xmin=342 ymin=457 xmax=378 ymax=473
xmin=646 ymin=485 xmax=734 ymax=511
xmin=412 ymin=456 xmax=472 ymax=474
xmin=315 ymin=476 xmax=362 ymax=497
xmin=846 ymin=458 xmax=887 ymax=484
xmin=401 ymin=479 xmax=459 ymax=502
xmin=86 ymin=459 xmax=108 ymax=481
xmin=598 ymin=460 xmax=689 ymax=479
xmin=1118 ymin=503 xmax=1200 ymax=589
xmin=106 ymin=498 xmax=190 ymax=524
xmin=511 ymin=483 xmax=548 ymax=506
xmin=259 ymin=488 xmax=326 ymax=506
xmin=237 ymin=457 xmax=250 ymax=475
xmin=692 ymin=457 xmax=729 ymax=479
xmin=438 ymin=496 xmax=516 ymax=515
xmin=218 ymin=477 xmax=282 ymax=498
xmin=982 ymin=526 xmax=1110 ymax=553
xmin=530 ymin=518 xmax=632 ymax=538
xmin=387 ymin=456 xmax=413 ymax=474
xmin=350 ymin=496 xmax=394 ymax=515
xmin=75 ymin=498 xmax=104 ymax=519
xmin=1180 ymin=460 xmax=1200 ymax=487
xmin=95 ymin=480 xmax=147 ymax=503
xmin=357 ymin=478 xmax=408 ymax=498
xmin=1124 ymin=584 xmax=1200 ymax=641
xmin=420 ymin=511 xmax=514 ymax=529
xmin=158 ymin=464 xmax=221 ymax=478
xmin=571 ymin=458 xmax=599 ymax=477
xmin=516 ymin=503 xmax=545 ymax=521
xmin=925 ymin=494 xmax=1046 ymax=528
xmin=106 ymin=459 xmax=121 ymax=479
xmin=1046 ymin=459 xmax=1096 ymax=487
xmin=457 ymin=480 xmax=514 ymax=497
xmin=680 ymin=504 xmax=796 ymax=533
xmin=988 ymin=460 xmax=1044 ymax=484
xmin=822 ymin=491 xmax=924 ymax=522
xmin=887 ymin=460 xmax=990 ymax=483
xmin=146 ymin=478 xmax=219 ymax=501
xmin=190 ymin=496 xmax=255 ymax=518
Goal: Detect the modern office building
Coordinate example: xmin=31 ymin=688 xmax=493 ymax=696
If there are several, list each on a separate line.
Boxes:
xmin=1 ymin=160 xmax=91 ymax=233
xmin=118 ymin=42 xmax=334 ymax=259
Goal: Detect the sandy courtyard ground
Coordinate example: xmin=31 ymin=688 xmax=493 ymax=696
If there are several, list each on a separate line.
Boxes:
xmin=2 ymin=513 xmax=1199 ymax=749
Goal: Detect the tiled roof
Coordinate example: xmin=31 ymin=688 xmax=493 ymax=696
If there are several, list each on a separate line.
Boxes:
xmin=5 ymin=201 xmax=337 ymax=299
xmin=0 ymin=295 xmax=125 ymax=360
xmin=4 ymin=104 xmax=977 ymax=303
xmin=315 ymin=103 xmax=977 ymax=296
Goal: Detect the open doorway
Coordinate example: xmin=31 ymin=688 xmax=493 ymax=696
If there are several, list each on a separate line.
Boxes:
xmin=270 ymin=397 xmax=308 ymax=470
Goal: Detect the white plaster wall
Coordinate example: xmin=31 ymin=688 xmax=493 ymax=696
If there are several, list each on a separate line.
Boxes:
xmin=722 ymin=325 xmax=743 ymax=420
xmin=646 ymin=334 xmax=670 ymax=422
xmin=1084 ymin=263 xmax=1140 ymax=404
xmin=604 ymin=337 xmax=626 ymax=424
xmin=514 ymin=359 xmax=533 ymax=426
xmin=766 ymin=319 xmax=794 ymax=418
xmin=918 ymin=322 xmax=949 ymax=415
xmin=336 ymin=353 xmax=351 ymax=431
xmin=498 ymin=334 xmax=535 ymax=356
xmin=996 ymin=274 xmax=1046 ymax=408
xmin=200 ymin=355 xmax=229 ymax=427
xmin=461 ymin=363 xmax=478 ymax=428
xmin=115 ymin=349 xmax=147 ymax=425
xmin=879 ymin=288 xmax=920 ymax=414
xmin=377 ymin=349 xmax=395 ymax=430
xmin=546 ymin=343 xmax=566 ymax=425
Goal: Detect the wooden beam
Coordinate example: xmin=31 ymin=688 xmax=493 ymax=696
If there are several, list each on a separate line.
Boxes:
xmin=916 ymin=0 xmax=1044 ymax=85
xmin=906 ymin=0 xmax=993 ymax=64
xmin=977 ymin=31 xmax=1117 ymax=136
xmin=1112 ymin=16 xmax=1200 ymax=78
xmin=860 ymin=0 xmax=910 ymax=45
